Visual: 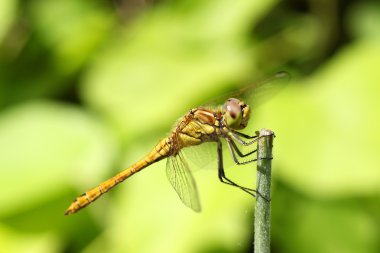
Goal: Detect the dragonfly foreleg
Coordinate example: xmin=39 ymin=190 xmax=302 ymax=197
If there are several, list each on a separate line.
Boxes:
xmin=217 ymin=140 xmax=257 ymax=197
xmin=228 ymin=131 xmax=259 ymax=146
xmin=230 ymin=129 xmax=257 ymax=139
xmin=226 ymin=138 xmax=257 ymax=165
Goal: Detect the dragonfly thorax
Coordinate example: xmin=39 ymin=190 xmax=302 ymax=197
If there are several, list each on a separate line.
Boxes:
xmin=223 ymin=98 xmax=250 ymax=130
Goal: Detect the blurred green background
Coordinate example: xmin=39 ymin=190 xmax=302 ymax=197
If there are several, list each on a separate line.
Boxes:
xmin=1 ymin=0 xmax=380 ymax=252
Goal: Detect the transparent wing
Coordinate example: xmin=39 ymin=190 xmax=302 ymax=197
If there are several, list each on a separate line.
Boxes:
xmin=206 ymin=71 xmax=290 ymax=108
xmin=178 ymin=119 xmax=218 ymax=171
xmin=181 ymin=142 xmax=217 ymax=171
xmin=166 ymin=152 xmax=201 ymax=212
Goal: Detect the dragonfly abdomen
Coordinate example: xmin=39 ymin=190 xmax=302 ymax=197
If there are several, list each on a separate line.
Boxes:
xmin=65 ymin=138 xmax=171 ymax=215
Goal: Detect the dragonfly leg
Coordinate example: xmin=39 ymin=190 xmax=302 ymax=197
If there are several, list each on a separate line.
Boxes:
xmin=228 ymin=132 xmax=259 ymax=146
xmin=229 ymin=130 xmax=275 ymax=147
xmin=226 ymin=138 xmax=257 ymax=165
xmin=217 ymin=140 xmax=258 ymax=197
xmin=221 ymin=139 xmax=271 ymax=201
xmin=230 ymin=129 xmax=257 ymax=139
xmin=227 ymin=138 xmax=257 ymax=158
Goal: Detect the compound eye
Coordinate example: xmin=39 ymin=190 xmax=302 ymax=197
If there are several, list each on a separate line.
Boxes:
xmin=224 ymin=98 xmax=242 ymax=129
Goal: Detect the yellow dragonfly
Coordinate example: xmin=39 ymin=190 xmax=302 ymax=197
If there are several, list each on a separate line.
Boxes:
xmin=65 ymin=72 xmax=289 ymax=215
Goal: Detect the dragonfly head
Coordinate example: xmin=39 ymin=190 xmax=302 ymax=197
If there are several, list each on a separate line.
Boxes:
xmin=223 ymin=98 xmax=250 ymax=130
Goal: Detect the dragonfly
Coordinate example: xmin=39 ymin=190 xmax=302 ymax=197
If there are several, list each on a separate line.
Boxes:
xmin=65 ymin=71 xmax=289 ymax=215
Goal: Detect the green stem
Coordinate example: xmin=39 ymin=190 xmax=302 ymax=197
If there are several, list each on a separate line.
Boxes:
xmin=254 ymin=128 xmax=274 ymax=253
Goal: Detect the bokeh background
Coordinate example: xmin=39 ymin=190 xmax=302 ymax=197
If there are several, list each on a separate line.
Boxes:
xmin=1 ymin=0 xmax=380 ymax=252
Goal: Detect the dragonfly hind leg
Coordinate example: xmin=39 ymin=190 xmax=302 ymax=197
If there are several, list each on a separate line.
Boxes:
xmin=218 ymin=139 xmax=270 ymax=201
xmin=218 ymin=166 xmax=257 ymax=197
xmin=217 ymin=140 xmax=270 ymax=201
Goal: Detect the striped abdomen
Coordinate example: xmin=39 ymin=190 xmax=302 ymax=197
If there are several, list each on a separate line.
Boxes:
xmin=65 ymin=138 xmax=171 ymax=215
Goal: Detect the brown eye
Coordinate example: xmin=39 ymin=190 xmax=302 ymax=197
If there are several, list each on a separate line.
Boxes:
xmin=229 ymin=110 xmax=237 ymax=119
xmin=224 ymin=98 xmax=242 ymax=129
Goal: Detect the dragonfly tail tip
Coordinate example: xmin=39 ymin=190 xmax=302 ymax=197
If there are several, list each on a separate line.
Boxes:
xmin=64 ymin=206 xmax=75 ymax=216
